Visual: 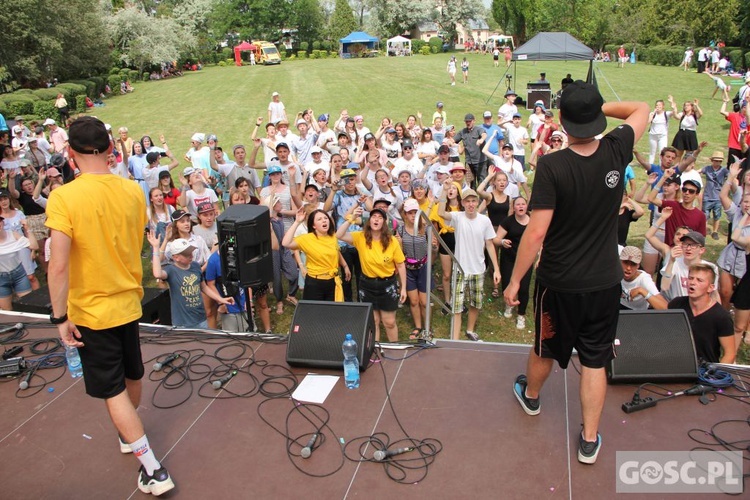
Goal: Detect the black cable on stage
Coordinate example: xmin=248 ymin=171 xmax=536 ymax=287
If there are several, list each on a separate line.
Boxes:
xmin=686 ymin=415 xmax=750 ymax=495
xmin=341 ymin=350 xmax=443 ymax=484
xmin=256 ymin=398 xmax=345 ymax=478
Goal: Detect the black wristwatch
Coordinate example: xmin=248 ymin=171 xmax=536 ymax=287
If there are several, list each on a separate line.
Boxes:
xmin=50 ymin=312 xmax=68 ymax=325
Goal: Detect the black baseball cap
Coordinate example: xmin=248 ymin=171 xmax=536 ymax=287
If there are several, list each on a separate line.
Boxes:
xmin=158 ymin=170 xmax=171 ymax=179
xmin=68 ymin=116 xmax=111 ymax=155
xmin=559 ymin=80 xmax=606 ymax=138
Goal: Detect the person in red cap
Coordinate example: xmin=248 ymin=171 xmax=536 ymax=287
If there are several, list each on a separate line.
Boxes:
xmin=505 ymin=80 xmax=649 ymax=465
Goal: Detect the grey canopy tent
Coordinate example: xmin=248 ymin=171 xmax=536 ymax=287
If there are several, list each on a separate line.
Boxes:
xmin=488 ymin=32 xmax=596 ymax=103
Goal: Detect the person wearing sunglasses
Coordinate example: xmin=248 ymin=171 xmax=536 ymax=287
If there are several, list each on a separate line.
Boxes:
xmin=647 ymin=168 xmax=706 ymax=248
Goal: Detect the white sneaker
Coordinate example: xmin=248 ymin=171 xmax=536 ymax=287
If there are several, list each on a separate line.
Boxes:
xmin=516 ymin=316 xmax=526 ymax=330
xmin=451 ymin=82 xmax=456 ymax=86
xmin=503 ymin=306 xmax=513 ymax=319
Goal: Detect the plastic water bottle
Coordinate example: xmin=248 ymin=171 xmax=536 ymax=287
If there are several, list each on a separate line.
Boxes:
xmin=65 ymin=345 xmax=83 ymax=378
xmin=342 ymin=334 xmax=360 ymax=389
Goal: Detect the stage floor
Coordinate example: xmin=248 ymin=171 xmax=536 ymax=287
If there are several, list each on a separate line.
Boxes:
xmin=0 ymin=314 xmax=746 ymax=499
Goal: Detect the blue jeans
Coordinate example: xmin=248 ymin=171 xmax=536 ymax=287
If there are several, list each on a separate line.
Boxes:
xmin=0 ymin=263 xmax=31 ymax=298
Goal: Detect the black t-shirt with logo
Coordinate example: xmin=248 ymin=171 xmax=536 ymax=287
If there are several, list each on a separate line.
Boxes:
xmin=530 ymin=124 xmax=634 ymax=292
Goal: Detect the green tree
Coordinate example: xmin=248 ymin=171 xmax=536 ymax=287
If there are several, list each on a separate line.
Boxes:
xmin=211 ymin=0 xmax=293 ymax=41
xmin=436 ymin=0 xmax=484 ymax=45
xmin=294 ymin=0 xmax=325 ymax=50
xmin=0 ymin=0 xmax=110 ymax=85
xmin=108 ymin=6 xmax=196 ymax=72
xmin=369 ymin=0 xmax=432 ymax=38
xmin=329 ymin=0 xmax=358 ymax=41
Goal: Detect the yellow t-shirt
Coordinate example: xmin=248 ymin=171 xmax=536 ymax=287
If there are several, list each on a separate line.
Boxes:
xmin=46 ymin=174 xmax=147 ymax=329
xmin=294 ymin=232 xmax=340 ymax=277
xmin=418 ymin=198 xmax=431 ymax=213
xmin=429 ymin=204 xmax=460 ymax=234
xmin=351 ymin=231 xmax=405 ymax=278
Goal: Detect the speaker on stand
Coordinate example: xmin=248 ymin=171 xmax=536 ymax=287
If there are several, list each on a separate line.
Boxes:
xmin=286 ymin=300 xmax=375 ymax=371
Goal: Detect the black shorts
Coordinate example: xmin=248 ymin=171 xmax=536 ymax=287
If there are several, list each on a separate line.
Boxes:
xmin=533 ymin=281 xmax=620 ymax=369
xmin=77 ymin=320 xmax=144 ymax=399
xmin=438 ymin=232 xmax=456 ymax=255
xmin=359 ymin=275 xmax=400 ymax=312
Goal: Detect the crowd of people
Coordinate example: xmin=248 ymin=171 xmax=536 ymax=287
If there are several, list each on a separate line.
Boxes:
xmin=1 ymin=78 xmax=749 ymax=360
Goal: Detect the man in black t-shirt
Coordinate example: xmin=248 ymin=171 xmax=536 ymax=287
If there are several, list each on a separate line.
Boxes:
xmin=504 ymin=81 xmax=649 ymax=465
xmin=668 ymin=263 xmax=736 ymax=364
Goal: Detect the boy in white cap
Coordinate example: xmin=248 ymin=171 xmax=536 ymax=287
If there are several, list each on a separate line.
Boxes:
xmin=184 ymin=132 xmax=211 ymax=175
xmin=268 ymin=91 xmax=287 ymax=124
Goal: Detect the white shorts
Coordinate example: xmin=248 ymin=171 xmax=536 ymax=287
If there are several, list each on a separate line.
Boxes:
xmin=642 ymin=227 xmax=664 ymax=255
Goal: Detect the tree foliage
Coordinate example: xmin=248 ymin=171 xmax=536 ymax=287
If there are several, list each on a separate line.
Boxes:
xmin=436 ymin=0 xmax=485 ymax=43
xmin=329 ymin=0 xmax=359 ymax=41
xmin=0 ymin=0 xmax=110 ymax=86
xmin=293 ymin=0 xmax=325 ymax=48
xmin=369 ymin=0 xmax=432 ymax=38
xmin=210 ymin=0 xmax=293 ymax=41
xmin=108 ymin=6 xmax=196 ymax=72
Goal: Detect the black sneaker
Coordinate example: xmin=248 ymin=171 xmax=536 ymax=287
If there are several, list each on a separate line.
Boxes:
xmin=513 ymin=374 xmax=540 ymax=415
xmin=138 ymin=466 xmax=175 ymax=496
xmin=577 ymin=432 xmax=602 ymax=464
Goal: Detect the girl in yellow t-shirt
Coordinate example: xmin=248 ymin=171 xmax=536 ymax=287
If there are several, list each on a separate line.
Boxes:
xmin=337 ymin=206 xmax=407 ymax=342
xmin=282 ymin=208 xmax=350 ymax=302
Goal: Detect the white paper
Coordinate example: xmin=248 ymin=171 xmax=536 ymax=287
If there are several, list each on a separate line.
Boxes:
xmin=292 ymin=374 xmax=340 ymax=404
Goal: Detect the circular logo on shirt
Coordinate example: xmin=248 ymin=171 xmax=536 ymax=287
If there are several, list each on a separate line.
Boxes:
xmin=605 ymin=170 xmax=620 ymax=189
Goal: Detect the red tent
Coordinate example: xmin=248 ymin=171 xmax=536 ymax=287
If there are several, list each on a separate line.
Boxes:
xmin=233 ymin=42 xmax=257 ymax=66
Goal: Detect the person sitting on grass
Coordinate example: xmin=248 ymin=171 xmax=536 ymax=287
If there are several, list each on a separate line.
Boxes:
xmin=147 ymin=234 xmax=233 ymax=330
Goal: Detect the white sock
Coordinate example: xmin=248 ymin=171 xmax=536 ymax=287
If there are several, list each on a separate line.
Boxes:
xmin=130 ymin=435 xmax=161 ymax=475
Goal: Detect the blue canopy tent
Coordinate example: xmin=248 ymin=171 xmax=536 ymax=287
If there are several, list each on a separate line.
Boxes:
xmin=339 ymin=31 xmax=379 ymax=58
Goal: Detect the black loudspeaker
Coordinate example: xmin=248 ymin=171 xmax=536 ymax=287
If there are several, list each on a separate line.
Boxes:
xmin=286 ymin=300 xmax=375 ymax=371
xmin=13 ymin=286 xmax=172 ymax=325
xmin=526 ymin=89 xmax=551 ymax=109
xmin=217 ymin=204 xmax=273 ymax=288
xmin=607 ymin=310 xmax=698 ymax=383
xmin=140 ymin=287 xmax=171 ymax=325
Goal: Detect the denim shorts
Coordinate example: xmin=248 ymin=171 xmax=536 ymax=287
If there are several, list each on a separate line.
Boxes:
xmin=0 ymin=263 xmax=31 ymax=298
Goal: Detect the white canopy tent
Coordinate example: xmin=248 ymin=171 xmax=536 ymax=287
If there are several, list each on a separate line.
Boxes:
xmin=386 ymin=35 xmax=411 ymax=56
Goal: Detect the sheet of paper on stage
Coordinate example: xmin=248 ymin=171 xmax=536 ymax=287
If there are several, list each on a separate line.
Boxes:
xmin=292 ymin=374 xmax=340 ymax=404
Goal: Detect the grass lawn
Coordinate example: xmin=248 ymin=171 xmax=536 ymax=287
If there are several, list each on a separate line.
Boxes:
xmin=84 ymin=53 xmax=747 ymax=361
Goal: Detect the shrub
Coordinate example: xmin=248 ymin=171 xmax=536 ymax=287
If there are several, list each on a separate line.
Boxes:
xmin=119 ymin=68 xmax=130 ymax=78
xmin=32 ymin=88 xmax=58 ymax=101
xmin=419 ymin=46 xmax=431 ymax=56
xmin=221 ymin=47 xmax=233 ymax=60
xmin=297 ymin=51 xmax=307 ymax=59
xmin=312 ymin=41 xmax=321 ymax=50
xmin=108 ymin=74 xmax=123 ymax=90
xmin=128 ymin=70 xmax=140 ymax=82
xmin=14 ymin=89 xmax=33 ymax=94
xmin=300 ymin=41 xmax=309 ymax=52
xmin=75 ymin=95 xmax=88 ymax=112
xmin=0 ymin=101 xmax=10 ymax=118
xmin=428 ymin=37 xmax=443 ymax=53
xmin=109 ymin=67 xmax=121 ymax=75
xmin=57 ymin=82 xmax=87 ymax=100
xmin=218 ymin=60 xmax=226 ymax=67
xmin=88 ymin=76 xmax=105 ymax=96
xmin=13 ymin=90 xmax=40 ymax=101
xmin=142 ymin=72 xmax=150 ymax=81
xmin=328 ymin=50 xmax=337 ymax=58
xmin=411 ymin=39 xmax=426 ymax=53
xmin=70 ymin=79 xmax=96 ymax=97
xmin=33 ymin=100 xmax=57 ymax=121
xmin=319 ymin=49 xmax=328 ymax=59
xmin=430 ymin=45 xmax=438 ymax=54
xmin=225 ymin=58 xmax=234 ymax=65
xmin=745 ymin=52 xmax=750 ymax=70
xmin=321 ymin=41 xmax=331 ymax=51
xmin=4 ymin=95 xmax=36 ymax=115
xmin=728 ymin=50 xmax=744 ymax=71
xmin=309 ymin=50 xmax=318 ymax=59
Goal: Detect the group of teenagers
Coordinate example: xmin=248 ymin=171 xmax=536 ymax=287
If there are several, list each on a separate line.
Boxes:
xmin=133 ymin=97 xmax=544 ymax=343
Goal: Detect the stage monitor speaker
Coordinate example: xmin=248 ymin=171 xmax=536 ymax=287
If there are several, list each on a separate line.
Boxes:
xmin=286 ymin=300 xmax=375 ymax=371
xmin=217 ymin=204 xmax=273 ymax=288
xmin=527 ymin=89 xmax=551 ymax=110
xmin=13 ymin=286 xmax=172 ymax=325
xmin=607 ymin=310 xmax=698 ymax=384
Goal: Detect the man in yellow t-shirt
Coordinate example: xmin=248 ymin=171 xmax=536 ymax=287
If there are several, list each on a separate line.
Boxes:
xmin=46 ymin=116 xmax=175 ymax=496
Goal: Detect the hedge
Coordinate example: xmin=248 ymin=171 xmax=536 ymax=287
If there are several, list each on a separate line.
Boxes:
xmin=108 ymin=74 xmax=123 ymax=90
xmin=56 ymin=83 xmax=87 ymax=101
xmin=412 ymin=39 xmax=426 ymax=53
xmin=3 ymin=95 xmax=36 ymax=115
xmin=69 ymin=79 xmax=96 ymax=97
xmin=419 ymin=46 xmax=431 ymax=56
xmin=14 ymin=89 xmax=33 ymax=95
xmin=33 ymin=100 xmax=57 ymax=121
xmin=32 ymin=88 xmax=58 ymax=101
xmin=109 ymin=68 xmax=121 ymax=75
xmin=75 ymin=95 xmax=87 ymax=112
xmin=142 ymin=72 xmax=150 ymax=81
xmin=428 ymin=37 xmax=443 ymax=52
xmin=88 ymin=76 xmax=105 ymax=96
xmin=297 ymin=51 xmax=307 ymax=59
